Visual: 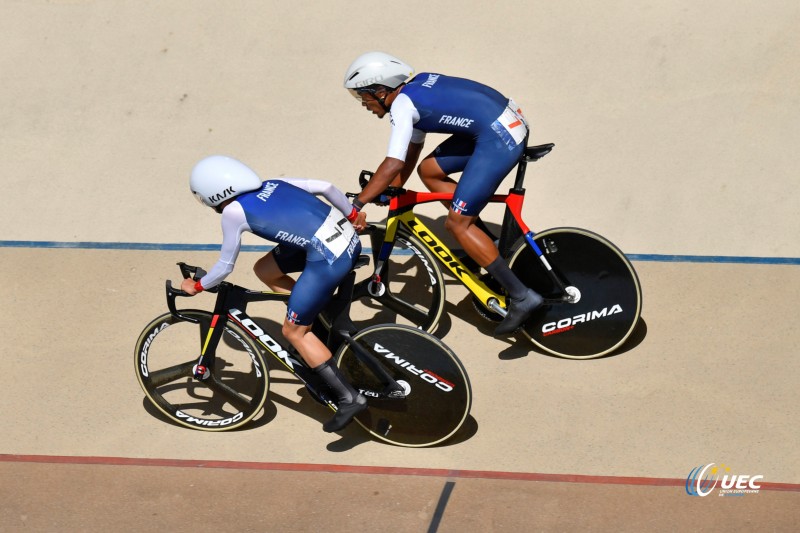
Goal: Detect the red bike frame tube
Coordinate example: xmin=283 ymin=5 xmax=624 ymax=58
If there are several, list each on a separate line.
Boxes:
xmin=389 ymin=189 xmax=531 ymax=235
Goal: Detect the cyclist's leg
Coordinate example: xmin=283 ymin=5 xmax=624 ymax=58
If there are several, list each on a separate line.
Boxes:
xmin=282 ymin=320 xmax=330 ymax=368
xmin=280 ymin=252 xmax=351 ymax=366
xmin=253 ymin=244 xmax=304 ymax=293
xmin=282 ymin=316 xmax=365 ymax=431
xmin=442 ymin=137 xmax=515 ymax=268
xmin=447 ymin=137 xmax=542 ymax=334
xmin=419 ymin=136 xmax=498 ymax=241
xmin=282 ymin=243 xmax=367 ymax=431
xmin=444 ymin=211 xmax=498 ymax=266
xmin=417 ymin=135 xmax=468 ymax=195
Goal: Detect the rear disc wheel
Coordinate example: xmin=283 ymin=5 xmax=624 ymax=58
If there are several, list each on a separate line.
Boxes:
xmin=334 ymin=324 xmax=471 ymax=447
xmin=507 ymin=228 xmax=642 ymax=359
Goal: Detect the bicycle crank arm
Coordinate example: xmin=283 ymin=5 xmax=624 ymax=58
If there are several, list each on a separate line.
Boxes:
xmin=487 ymin=294 xmax=575 ymax=317
xmin=544 ymin=295 xmax=578 ymax=305
xmin=358 ymin=387 xmax=406 ymax=400
xmin=487 ymin=298 xmax=507 ymax=317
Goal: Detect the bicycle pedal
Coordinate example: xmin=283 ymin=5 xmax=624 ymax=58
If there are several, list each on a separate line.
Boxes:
xmin=304 ymin=380 xmax=333 ymax=406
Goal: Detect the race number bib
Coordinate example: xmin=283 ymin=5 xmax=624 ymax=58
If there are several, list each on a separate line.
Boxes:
xmin=311 ymin=206 xmax=356 ymax=264
xmin=491 ymin=99 xmax=528 ymax=149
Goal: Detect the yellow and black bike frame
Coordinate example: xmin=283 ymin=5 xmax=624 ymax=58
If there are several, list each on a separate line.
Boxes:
xmin=369 ymin=142 xmax=562 ymax=315
xmin=373 ymin=188 xmax=533 ymax=314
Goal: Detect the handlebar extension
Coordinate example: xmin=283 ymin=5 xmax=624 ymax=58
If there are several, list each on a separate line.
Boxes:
xmin=167 ymin=262 xmax=217 ymax=298
xmin=345 ymin=170 xmax=405 ymax=204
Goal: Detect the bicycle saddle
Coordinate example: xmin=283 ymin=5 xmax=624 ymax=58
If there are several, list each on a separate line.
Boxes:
xmin=524 ymin=143 xmax=555 ymax=162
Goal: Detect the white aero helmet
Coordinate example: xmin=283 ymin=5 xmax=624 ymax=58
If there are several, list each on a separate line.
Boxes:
xmin=190 ymin=155 xmax=262 ymax=207
xmin=343 ymin=51 xmax=414 ymax=99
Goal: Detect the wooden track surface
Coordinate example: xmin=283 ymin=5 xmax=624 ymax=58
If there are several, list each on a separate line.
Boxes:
xmin=2 ymin=1 xmax=798 ymax=530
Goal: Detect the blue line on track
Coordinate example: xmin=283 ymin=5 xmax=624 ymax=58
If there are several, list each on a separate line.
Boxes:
xmin=2 ymin=241 xmax=798 ymax=265
xmin=626 ymin=254 xmax=799 ymax=265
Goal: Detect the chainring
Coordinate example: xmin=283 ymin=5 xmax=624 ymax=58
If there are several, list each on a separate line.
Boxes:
xmin=470 ymin=274 xmax=505 ymax=322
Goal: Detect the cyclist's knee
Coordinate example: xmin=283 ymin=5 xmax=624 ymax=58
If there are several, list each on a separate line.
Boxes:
xmin=417 ymin=157 xmax=438 ymax=178
xmin=444 ymin=212 xmax=472 ymax=236
xmin=281 ymin=320 xmax=303 ymax=343
xmin=253 ymin=253 xmax=276 ymax=281
xmin=418 ymin=158 xmax=446 ymax=189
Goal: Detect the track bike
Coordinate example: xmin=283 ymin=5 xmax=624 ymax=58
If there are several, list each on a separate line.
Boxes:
xmin=347 ymin=142 xmax=642 ymax=360
xmin=134 ymin=261 xmax=472 ymax=447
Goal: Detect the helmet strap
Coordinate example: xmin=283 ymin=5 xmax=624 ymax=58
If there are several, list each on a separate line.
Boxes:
xmin=377 ymin=94 xmax=391 ymax=113
xmin=356 ymin=84 xmax=402 ymax=113
xmin=375 ymin=85 xmax=401 ymax=113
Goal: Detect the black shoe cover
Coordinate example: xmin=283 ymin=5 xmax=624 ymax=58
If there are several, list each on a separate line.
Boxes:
xmin=494 ymin=289 xmax=543 ymax=336
xmin=323 ymin=394 xmax=368 ymax=433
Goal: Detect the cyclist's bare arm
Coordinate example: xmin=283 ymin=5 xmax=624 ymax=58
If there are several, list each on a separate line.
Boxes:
xmin=392 ymin=141 xmax=424 ymax=187
xmin=357 ymin=119 xmax=422 ymax=203
xmin=357 ymin=156 xmax=407 ymax=205
xmin=383 ymin=96 xmax=425 ymax=188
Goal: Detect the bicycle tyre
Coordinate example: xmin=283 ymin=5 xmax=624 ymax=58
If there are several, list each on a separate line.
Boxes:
xmin=348 ymin=223 xmax=446 ymax=333
xmin=134 ymin=310 xmax=270 ymax=431
xmin=334 ymin=324 xmax=471 ymax=447
xmin=507 ymin=227 xmax=642 ymax=359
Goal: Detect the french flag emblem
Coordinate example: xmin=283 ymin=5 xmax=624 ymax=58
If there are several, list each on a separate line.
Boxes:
xmin=452 ymin=198 xmax=468 ymax=214
xmin=287 ymin=309 xmax=300 ymax=324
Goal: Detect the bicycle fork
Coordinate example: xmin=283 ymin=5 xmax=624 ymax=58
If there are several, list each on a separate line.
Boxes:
xmin=192 ymin=314 xmax=223 ymax=381
xmin=192 ymin=293 xmax=232 ymax=382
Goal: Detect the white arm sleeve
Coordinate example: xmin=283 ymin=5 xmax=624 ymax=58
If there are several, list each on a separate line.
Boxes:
xmin=387 ymin=93 xmax=425 ymax=161
xmin=198 ymin=202 xmax=250 ymax=289
xmin=275 ymin=177 xmax=353 ymax=215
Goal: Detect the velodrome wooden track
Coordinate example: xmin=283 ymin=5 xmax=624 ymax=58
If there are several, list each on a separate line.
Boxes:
xmin=1 ymin=2 xmax=798 ymax=531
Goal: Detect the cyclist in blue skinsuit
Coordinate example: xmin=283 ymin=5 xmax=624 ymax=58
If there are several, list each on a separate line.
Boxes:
xmin=181 ymin=155 xmax=368 ymax=432
xmin=343 ymin=52 xmax=542 ymax=336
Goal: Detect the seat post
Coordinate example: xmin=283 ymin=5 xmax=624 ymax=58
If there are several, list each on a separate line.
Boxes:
xmin=498 ymin=136 xmax=529 ymax=257
xmin=512 ymin=132 xmax=530 ymax=191
xmin=513 ymin=158 xmax=528 ymax=191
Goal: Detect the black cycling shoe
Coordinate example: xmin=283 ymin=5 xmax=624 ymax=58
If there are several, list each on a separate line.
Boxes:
xmin=494 ymin=289 xmax=543 ymax=336
xmin=323 ymin=394 xmax=368 ymax=433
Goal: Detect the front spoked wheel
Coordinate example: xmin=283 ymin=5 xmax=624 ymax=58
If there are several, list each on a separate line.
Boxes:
xmin=134 ymin=310 xmax=269 ymax=431
xmin=508 ymin=228 xmax=642 ymax=359
xmin=347 ymin=223 xmax=446 ymax=332
xmin=334 ymin=324 xmax=471 ymax=447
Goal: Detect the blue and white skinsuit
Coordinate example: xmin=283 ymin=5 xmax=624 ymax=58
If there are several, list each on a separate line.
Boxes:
xmin=198 ymin=178 xmax=361 ymax=325
xmin=387 ymin=72 xmax=529 ymax=215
